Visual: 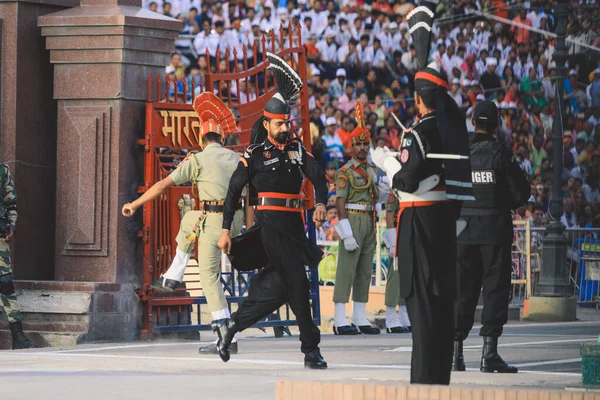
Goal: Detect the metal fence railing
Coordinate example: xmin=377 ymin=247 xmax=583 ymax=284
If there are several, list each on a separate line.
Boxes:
xmin=317 ymin=219 xmax=600 ymax=308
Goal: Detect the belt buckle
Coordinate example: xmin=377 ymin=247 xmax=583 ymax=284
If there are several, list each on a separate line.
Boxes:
xmin=286 ymin=198 xmax=300 ymax=208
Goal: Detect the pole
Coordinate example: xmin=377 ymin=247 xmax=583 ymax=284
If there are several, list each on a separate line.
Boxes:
xmin=472 ymin=10 xmax=600 ymax=54
xmin=536 ymin=0 xmax=572 ymax=297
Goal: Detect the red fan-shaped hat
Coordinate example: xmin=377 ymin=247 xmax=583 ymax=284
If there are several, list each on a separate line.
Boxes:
xmin=192 ymin=92 xmax=238 ymax=145
xmin=351 ymin=100 xmax=370 ymax=144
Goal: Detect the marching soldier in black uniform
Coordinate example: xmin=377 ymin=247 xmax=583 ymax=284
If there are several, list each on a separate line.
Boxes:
xmin=371 ymin=6 xmax=474 ymax=385
xmin=453 ymin=101 xmax=530 ymax=374
xmin=214 ymin=53 xmax=329 ymax=369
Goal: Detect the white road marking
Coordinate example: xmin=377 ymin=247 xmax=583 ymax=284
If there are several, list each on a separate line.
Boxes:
xmin=513 ymin=358 xmax=582 ymax=368
xmin=49 ymin=342 xmax=215 ymax=354
xmin=21 ymin=320 xmax=600 ymax=355
xmin=0 ymin=351 xmax=582 ymax=377
xmin=501 ymin=334 xmax=595 ymax=337
xmin=475 ymin=320 xmax=600 ymax=329
xmin=387 ymin=338 xmax=597 ymax=352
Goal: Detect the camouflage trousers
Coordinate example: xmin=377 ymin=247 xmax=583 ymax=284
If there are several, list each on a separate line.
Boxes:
xmin=0 ymin=240 xmax=22 ymax=323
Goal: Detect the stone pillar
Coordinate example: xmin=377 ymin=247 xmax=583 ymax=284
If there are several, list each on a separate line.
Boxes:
xmin=39 ymin=0 xmax=180 ymax=281
xmin=35 ymin=0 xmax=180 ymax=339
xmin=0 ymin=0 xmax=77 ymax=280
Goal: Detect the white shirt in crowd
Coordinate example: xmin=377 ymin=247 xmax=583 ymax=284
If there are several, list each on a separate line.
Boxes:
xmin=561 ymin=212 xmax=577 ymax=228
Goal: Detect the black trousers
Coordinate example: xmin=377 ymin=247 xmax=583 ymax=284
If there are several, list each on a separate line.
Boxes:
xmin=231 ymin=227 xmax=320 ymax=354
xmin=405 ymin=259 xmax=455 ymax=385
xmin=455 ymin=244 xmax=512 ymax=340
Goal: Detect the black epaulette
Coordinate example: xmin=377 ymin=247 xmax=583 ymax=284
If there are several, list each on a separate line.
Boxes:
xmin=246 ymin=143 xmax=264 ymax=153
xmin=242 ymin=143 xmax=264 ymax=159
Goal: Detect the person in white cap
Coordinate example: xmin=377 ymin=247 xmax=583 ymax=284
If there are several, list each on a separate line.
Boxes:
xmin=316 ymin=27 xmax=339 ymax=79
xmin=323 ymin=116 xmax=345 ymax=161
xmin=329 ymin=68 xmax=347 ymax=99
xmin=470 ymin=80 xmax=482 ymax=100
xmin=377 ymin=21 xmax=396 ymax=53
xmin=449 ymin=78 xmax=462 ymax=106
xmin=481 ymin=57 xmax=501 ymax=96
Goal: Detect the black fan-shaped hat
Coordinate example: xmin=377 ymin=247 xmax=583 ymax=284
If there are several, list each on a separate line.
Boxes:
xmin=407 ymin=6 xmax=434 ymax=70
xmin=266 ymin=52 xmax=303 ymax=100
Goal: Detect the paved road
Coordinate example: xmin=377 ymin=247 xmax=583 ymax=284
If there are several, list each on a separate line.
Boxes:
xmin=0 ymin=320 xmax=597 ymax=399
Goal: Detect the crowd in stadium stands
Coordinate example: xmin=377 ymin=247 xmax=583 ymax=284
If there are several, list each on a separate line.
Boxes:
xmin=150 ymin=0 xmax=600 ymax=240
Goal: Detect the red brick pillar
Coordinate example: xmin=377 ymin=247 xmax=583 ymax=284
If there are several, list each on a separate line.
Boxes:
xmin=0 ymin=0 xmax=76 ymax=280
xmin=39 ymin=0 xmax=181 ymax=284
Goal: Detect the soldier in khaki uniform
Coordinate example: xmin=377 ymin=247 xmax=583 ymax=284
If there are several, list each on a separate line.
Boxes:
xmin=122 ymin=100 xmax=245 ymax=354
xmin=0 ymin=163 xmax=39 ymax=349
xmin=332 ymin=103 xmax=380 ymax=335
xmin=382 ymin=194 xmax=411 ymax=334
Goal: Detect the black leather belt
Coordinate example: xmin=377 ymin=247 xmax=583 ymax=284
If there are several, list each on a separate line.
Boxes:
xmin=200 ymin=200 xmax=243 ymax=213
xmin=258 ymin=197 xmax=303 ymax=208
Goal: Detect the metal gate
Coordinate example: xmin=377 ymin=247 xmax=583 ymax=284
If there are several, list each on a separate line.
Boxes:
xmin=137 ymin=25 xmax=320 ymax=339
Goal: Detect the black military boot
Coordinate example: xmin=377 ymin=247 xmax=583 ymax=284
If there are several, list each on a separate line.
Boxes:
xmin=199 ymin=340 xmax=238 ymax=355
xmin=352 ymin=323 xmax=380 ymax=334
xmin=211 ymin=318 xmax=237 ymax=362
xmin=151 ymin=277 xmax=183 ymax=292
xmin=10 ymin=321 xmax=40 ymax=350
xmin=481 ymin=336 xmax=518 ymax=373
xmin=452 ymin=340 xmax=466 ymax=371
xmin=333 ymin=325 xmax=360 ymax=335
xmin=386 ymin=326 xmax=410 ymax=334
xmin=304 ymin=347 xmax=328 ymax=369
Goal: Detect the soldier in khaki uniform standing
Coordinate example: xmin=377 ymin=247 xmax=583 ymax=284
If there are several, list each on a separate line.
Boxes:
xmin=122 ymin=93 xmax=245 ymax=354
xmin=332 ymin=102 xmax=380 ymax=335
xmin=0 ymin=163 xmax=39 ymax=349
xmin=382 ymin=194 xmax=411 ymax=333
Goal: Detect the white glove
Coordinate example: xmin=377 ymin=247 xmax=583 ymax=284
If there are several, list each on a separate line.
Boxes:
xmin=370 ymin=146 xmax=390 ymax=170
xmin=382 ymin=228 xmax=396 ymax=249
xmin=334 ymin=218 xmax=359 ymax=252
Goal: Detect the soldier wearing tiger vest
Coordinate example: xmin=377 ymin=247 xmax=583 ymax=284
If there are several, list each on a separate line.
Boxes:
xmin=453 ymin=101 xmax=529 ymax=374
xmin=122 ymin=93 xmax=246 ymax=355
xmin=332 ymin=101 xmax=380 ymax=335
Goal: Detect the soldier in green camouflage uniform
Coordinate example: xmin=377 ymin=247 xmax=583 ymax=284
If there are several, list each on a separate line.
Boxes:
xmin=332 ymin=128 xmax=380 ymax=335
xmin=0 ymin=163 xmax=40 ymax=349
xmin=382 ymin=194 xmax=411 ymax=334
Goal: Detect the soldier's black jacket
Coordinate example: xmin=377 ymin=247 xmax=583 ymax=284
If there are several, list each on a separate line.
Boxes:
xmin=393 ymin=113 xmax=444 ymax=193
xmin=458 ymin=133 xmax=530 ymax=245
xmin=392 ymin=112 xmax=458 ymax=299
xmin=222 ymin=137 xmax=328 ymax=271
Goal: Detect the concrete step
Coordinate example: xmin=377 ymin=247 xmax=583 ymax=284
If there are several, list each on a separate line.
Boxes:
xmin=0 ymin=328 xmax=86 ymax=350
xmin=3 ymin=281 xmax=139 ymax=348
